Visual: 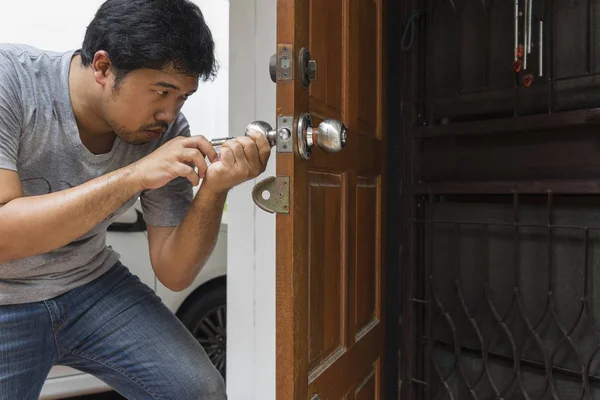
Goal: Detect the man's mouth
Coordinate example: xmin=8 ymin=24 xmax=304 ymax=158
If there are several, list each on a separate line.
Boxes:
xmin=144 ymin=130 xmax=164 ymax=139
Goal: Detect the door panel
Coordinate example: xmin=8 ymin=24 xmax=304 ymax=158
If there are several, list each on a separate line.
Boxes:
xmin=356 ymin=0 xmax=379 ymax=138
xmin=355 ymin=175 xmax=380 ymax=334
xmin=308 ymin=171 xmax=345 ymax=371
xmin=353 ymin=368 xmax=376 ymax=400
xmin=276 ymin=0 xmax=386 ymax=398
xmin=308 ymin=0 xmax=343 ymax=120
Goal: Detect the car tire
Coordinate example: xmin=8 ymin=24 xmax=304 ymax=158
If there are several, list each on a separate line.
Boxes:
xmin=179 ymin=284 xmax=227 ymax=380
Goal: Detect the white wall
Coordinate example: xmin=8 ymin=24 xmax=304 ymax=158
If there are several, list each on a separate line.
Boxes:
xmin=184 ymin=0 xmax=230 ymax=142
xmin=227 ymin=0 xmax=277 ymax=399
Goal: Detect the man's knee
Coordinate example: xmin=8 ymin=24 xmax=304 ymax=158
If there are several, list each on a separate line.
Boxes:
xmin=200 ymin=374 xmax=227 ymax=400
xmin=177 ymin=361 xmax=226 ymax=400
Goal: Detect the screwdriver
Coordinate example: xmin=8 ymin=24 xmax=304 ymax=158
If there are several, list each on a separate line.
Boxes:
xmin=208 ymin=118 xmax=346 ymax=156
xmin=209 ymin=136 xmax=236 ymax=147
xmin=209 ymin=121 xmax=277 ymax=148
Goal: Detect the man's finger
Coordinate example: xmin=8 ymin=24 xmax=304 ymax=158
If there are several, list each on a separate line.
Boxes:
xmin=222 ymin=140 xmax=248 ymax=170
xmin=182 ymin=135 xmax=219 ymax=163
xmin=246 ymin=130 xmax=271 ymax=168
xmin=177 ymin=163 xmax=200 ymax=186
xmin=180 ymin=148 xmax=208 ymax=178
xmin=219 ymin=147 xmax=235 ymax=166
xmin=236 ymin=136 xmax=261 ymax=173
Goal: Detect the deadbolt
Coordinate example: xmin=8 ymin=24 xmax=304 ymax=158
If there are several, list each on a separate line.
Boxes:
xmin=270 ymin=46 xmax=316 ymax=85
xmin=297 ymin=113 xmax=347 ymax=160
xmin=270 ymin=45 xmax=294 ymax=83
xmin=299 ymin=48 xmax=317 ymax=87
xmin=307 ymin=60 xmax=317 ymax=82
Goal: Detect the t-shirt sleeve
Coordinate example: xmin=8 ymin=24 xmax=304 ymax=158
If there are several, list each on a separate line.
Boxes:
xmin=0 ymin=52 xmax=23 ymax=172
xmin=139 ymin=114 xmax=194 ymax=227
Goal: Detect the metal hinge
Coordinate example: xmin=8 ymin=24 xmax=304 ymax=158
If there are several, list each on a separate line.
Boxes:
xmin=252 ymin=176 xmax=290 ymax=214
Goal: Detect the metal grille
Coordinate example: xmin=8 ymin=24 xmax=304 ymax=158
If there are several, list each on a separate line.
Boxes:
xmin=417 ymin=0 xmax=600 ymax=126
xmin=410 ymin=193 xmax=600 ymax=399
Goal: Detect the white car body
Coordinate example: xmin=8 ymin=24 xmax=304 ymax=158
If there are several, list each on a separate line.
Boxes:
xmin=39 ymin=199 xmax=228 ymax=399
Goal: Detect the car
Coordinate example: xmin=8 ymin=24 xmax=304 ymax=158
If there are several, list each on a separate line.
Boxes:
xmin=39 ymin=198 xmax=228 ymax=399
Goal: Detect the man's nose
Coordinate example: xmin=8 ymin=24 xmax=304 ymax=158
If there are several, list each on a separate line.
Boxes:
xmin=155 ymin=106 xmax=178 ymax=124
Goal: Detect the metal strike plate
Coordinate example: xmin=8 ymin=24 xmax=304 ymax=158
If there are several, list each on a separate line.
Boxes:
xmin=277 ymin=115 xmax=293 ymax=153
xmin=276 ymin=44 xmax=293 ymax=81
xmin=252 ymin=176 xmax=290 ymax=214
xmin=311 ymin=395 xmax=320 ymax=400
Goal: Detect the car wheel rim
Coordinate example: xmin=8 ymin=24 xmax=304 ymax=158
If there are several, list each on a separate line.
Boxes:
xmin=194 ymin=305 xmax=226 ymax=378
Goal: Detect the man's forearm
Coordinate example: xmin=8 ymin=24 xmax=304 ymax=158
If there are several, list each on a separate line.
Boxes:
xmin=154 ymin=185 xmax=227 ymax=291
xmin=0 ymin=167 xmax=141 ymax=264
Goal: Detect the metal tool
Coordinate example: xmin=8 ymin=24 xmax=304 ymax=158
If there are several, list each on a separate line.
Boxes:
xmin=524 ymin=0 xmax=529 ymax=69
xmin=210 ymin=122 xmax=277 ymax=148
xmin=539 ymin=20 xmax=544 ymax=77
xmin=514 ymin=0 xmax=519 ymax=61
xmin=210 ymin=117 xmax=347 ymax=160
xmin=527 ymin=0 xmax=533 ymax=54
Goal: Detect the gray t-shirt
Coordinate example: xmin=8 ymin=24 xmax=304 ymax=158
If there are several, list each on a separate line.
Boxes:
xmin=0 ymin=44 xmax=193 ymax=305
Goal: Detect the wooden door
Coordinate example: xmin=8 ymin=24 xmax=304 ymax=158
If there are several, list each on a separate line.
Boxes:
xmin=275 ymin=0 xmax=387 ymax=399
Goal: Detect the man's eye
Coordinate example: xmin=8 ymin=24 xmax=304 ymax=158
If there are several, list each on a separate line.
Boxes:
xmin=156 ymin=90 xmax=168 ymax=96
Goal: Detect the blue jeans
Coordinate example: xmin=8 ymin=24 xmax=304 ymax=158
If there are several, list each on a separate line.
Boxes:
xmin=0 ymin=261 xmax=226 ymax=400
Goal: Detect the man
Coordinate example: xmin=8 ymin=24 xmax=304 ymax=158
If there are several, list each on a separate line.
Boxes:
xmin=0 ymin=0 xmax=269 ymax=398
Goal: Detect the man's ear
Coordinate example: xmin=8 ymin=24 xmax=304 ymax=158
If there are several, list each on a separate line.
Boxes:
xmin=91 ymin=51 xmax=113 ymax=87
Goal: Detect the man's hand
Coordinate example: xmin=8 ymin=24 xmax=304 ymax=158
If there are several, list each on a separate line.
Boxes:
xmin=147 ymin=129 xmax=271 ymax=291
xmin=131 ymin=136 xmax=219 ymax=190
xmin=201 ymin=130 xmax=272 ymax=194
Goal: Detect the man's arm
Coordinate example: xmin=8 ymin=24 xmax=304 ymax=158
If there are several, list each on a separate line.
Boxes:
xmin=0 ymin=167 xmax=141 ymax=264
xmin=0 ymin=135 xmax=215 ymax=265
xmin=147 ymin=186 xmax=226 ymax=292
xmin=147 ymin=130 xmax=271 ymax=292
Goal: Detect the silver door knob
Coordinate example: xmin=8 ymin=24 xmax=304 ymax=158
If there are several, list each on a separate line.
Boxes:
xmin=210 ymin=116 xmax=347 ymax=160
xmin=297 ymin=112 xmax=346 ymax=159
xmin=244 ymin=121 xmax=278 ymax=147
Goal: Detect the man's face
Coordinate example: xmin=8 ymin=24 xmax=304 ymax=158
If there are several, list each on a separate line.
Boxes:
xmin=101 ymin=65 xmax=198 ymax=145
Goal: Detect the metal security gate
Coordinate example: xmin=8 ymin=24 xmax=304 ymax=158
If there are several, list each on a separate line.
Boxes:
xmin=397 ymin=0 xmax=600 ymax=399
xmin=408 ymin=192 xmax=600 ymax=399
xmin=415 ymin=0 xmax=600 ymax=125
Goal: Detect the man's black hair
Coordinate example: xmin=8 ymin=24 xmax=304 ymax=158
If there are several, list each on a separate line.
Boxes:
xmin=81 ymin=0 xmax=218 ymax=85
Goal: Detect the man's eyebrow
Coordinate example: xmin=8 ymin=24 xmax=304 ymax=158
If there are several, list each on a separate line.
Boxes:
xmin=154 ymin=82 xmax=180 ymax=90
xmin=153 ymin=82 xmax=197 ymax=94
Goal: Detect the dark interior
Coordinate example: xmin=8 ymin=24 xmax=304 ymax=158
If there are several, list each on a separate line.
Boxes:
xmin=385 ymin=0 xmax=600 ymax=399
